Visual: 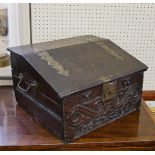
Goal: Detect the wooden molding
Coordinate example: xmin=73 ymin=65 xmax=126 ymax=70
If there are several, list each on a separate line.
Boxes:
xmin=142 ymin=91 xmax=155 ymax=100
xmin=0 ymin=85 xmax=154 ymax=100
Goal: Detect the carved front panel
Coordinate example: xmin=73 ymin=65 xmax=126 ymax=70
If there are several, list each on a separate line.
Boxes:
xmin=63 ymin=72 xmax=143 ymax=142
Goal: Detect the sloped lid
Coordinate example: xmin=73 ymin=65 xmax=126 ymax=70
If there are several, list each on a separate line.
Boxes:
xmin=8 ymin=35 xmax=148 ymax=98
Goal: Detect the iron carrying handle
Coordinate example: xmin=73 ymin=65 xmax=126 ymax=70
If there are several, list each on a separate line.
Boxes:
xmin=17 ymin=73 xmax=38 ymax=92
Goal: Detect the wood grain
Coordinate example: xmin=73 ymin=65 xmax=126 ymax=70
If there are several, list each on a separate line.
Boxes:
xmin=0 ymin=87 xmax=155 ymax=150
xmin=142 ymin=91 xmax=155 ymax=100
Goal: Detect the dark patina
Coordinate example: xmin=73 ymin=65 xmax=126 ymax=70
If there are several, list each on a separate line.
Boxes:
xmin=8 ymin=35 xmax=148 ymax=142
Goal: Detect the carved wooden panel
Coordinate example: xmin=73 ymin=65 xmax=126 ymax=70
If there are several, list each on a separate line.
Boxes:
xmin=63 ymin=72 xmax=143 ymax=142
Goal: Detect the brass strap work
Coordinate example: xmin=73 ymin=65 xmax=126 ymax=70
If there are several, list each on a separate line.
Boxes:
xmin=37 ymin=51 xmax=69 ymax=77
xmin=0 ymin=54 xmax=10 ymax=68
xmin=94 ymin=41 xmax=124 ymax=61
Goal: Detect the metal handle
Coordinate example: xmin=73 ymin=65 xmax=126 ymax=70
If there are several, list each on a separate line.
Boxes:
xmin=17 ymin=73 xmax=38 ymax=92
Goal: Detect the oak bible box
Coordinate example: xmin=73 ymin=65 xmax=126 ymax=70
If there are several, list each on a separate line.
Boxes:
xmin=8 ymin=35 xmax=148 ymax=143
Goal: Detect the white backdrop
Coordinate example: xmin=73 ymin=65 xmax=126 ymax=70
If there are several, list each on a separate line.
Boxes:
xmin=0 ymin=4 xmax=30 ymax=86
xmin=31 ymin=3 xmax=155 ymax=90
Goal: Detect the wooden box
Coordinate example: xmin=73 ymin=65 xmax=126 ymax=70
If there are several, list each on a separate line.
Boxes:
xmin=8 ymin=35 xmax=148 ymax=143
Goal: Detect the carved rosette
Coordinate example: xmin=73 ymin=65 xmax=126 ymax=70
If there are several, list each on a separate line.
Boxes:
xmin=65 ymin=82 xmax=142 ymax=141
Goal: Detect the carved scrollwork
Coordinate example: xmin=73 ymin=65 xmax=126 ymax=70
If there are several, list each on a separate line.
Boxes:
xmin=112 ymin=83 xmax=141 ymax=109
xmin=66 ymin=96 xmax=104 ymax=127
xmin=66 ymin=82 xmax=142 ymax=135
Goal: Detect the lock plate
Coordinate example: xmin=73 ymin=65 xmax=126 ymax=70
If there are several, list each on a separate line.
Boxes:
xmin=102 ymin=81 xmax=117 ymax=101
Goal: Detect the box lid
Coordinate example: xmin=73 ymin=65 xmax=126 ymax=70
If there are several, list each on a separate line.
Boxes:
xmin=8 ymin=35 xmax=148 ymax=98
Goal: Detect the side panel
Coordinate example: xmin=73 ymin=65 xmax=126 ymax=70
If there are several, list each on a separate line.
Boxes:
xmin=63 ymin=72 xmax=144 ymax=142
xmin=10 ymin=52 xmax=63 ymax=139
xmin=15 ymin=88 xmax=63 ymax=138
